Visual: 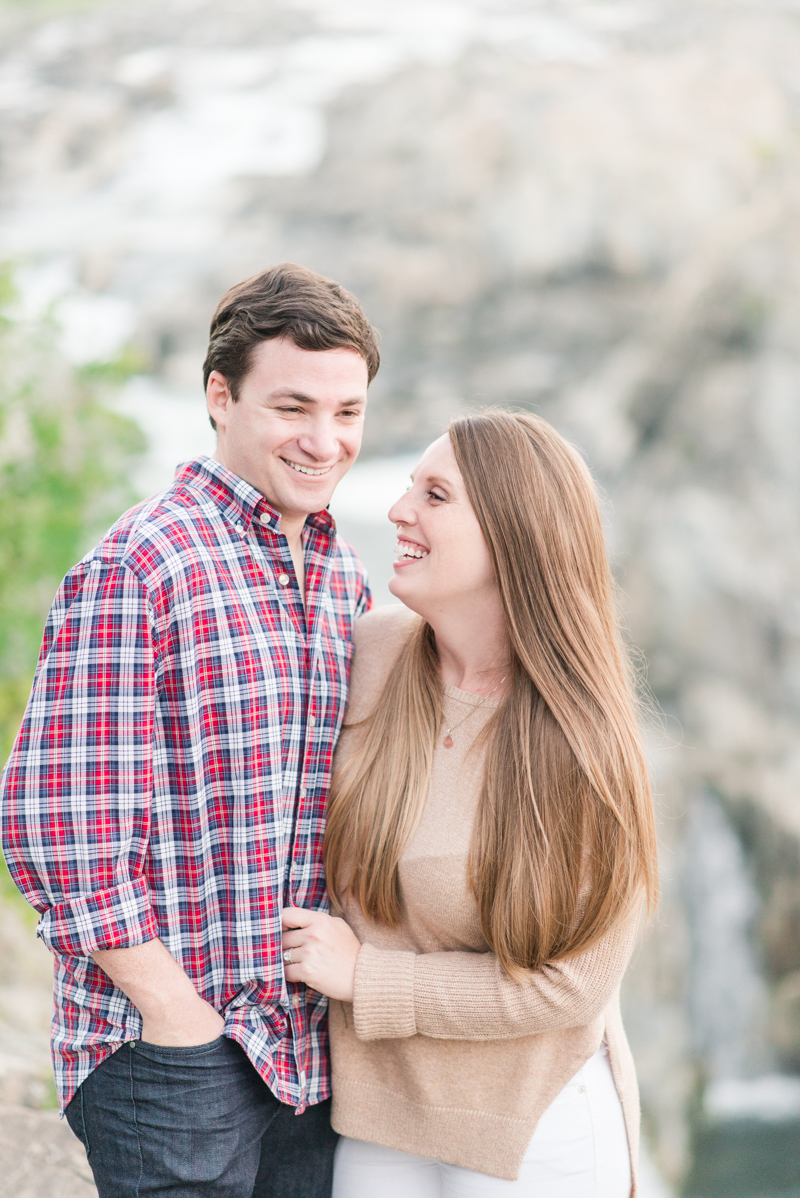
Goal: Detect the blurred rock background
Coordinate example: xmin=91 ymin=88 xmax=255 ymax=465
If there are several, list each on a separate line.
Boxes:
xmin=2 ymin=0 xmax=800 ymax=1193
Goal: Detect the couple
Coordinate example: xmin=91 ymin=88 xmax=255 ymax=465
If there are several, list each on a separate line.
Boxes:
xmin=0 ymin=264 xmax=656 ymax=1198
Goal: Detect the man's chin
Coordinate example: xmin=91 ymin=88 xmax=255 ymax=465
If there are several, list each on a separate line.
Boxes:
xmin=308 ymin=484 xmax=339 ymax=514
xmin=280 ymin=483 xmax=339 ymax=518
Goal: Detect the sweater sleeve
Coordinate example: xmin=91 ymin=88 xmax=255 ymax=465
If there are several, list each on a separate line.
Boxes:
xmin=352 ymin=907 xmax=640 ymax=1042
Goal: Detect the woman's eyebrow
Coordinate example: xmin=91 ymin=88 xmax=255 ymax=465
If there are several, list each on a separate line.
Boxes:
xmin=409 ymin=470 xmax=456 ymax=488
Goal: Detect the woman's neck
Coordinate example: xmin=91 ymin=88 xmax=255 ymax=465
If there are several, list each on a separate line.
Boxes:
xmin=426 ymin=595 xmax=511 ymax=697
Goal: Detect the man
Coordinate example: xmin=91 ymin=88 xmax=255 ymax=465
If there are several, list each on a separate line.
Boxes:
xmin=0 ymin=263 xmax=379 ymax=1197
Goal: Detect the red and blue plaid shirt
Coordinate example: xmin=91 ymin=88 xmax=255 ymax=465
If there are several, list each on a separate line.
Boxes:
xmin=0 ymin=456 xmax=370 ymax=1112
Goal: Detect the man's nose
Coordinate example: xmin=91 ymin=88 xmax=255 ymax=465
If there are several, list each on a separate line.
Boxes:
xmin=296 ymin=419 xmax=340 ymax=463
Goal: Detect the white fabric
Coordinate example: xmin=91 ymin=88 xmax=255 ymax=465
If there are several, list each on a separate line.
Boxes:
xmin=332 ymin=1044 xmax=631 ymax=1198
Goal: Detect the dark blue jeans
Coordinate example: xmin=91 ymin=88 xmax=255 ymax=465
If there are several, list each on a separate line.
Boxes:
xmin=65 ymin=1036 xmax=338 ymax=1198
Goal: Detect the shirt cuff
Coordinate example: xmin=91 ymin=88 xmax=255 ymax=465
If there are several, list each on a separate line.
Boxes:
xmin=37 ymin=876 xmax=158 ymax=955
xmin=352 ymin=942 xmax=417 ymax=1040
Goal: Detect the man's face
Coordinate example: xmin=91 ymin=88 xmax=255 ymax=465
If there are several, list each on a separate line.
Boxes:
xmin=207 ymin=337 xmax=369 ymax=527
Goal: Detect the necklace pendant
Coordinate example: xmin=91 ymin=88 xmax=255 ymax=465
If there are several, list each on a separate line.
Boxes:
xmin=443 ymin=734 xmax=454 ymax=748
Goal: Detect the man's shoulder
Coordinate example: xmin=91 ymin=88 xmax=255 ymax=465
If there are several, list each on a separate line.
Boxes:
xmin=83 ymin=473 xmax=221 ymax=589
xmin=329 ymin=532 xmax=368 ymax=586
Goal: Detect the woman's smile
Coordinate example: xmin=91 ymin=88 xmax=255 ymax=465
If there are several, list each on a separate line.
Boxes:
xmin=393 ymin=536 xmax=430 ymax=567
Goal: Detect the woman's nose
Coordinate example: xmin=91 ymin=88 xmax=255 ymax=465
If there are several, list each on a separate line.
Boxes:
xmin=388 ymin=491 xmax=415 ymax=527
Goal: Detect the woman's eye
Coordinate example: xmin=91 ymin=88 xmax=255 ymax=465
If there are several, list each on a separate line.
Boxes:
xmin=427 ymin=490 xmax=446 ymax=503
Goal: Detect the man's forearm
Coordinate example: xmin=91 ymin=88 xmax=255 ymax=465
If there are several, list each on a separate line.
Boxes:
xmin=93 ymin=938 xmax=224 ymax=1046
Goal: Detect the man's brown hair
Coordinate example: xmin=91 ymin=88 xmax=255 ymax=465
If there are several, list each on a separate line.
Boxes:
xmin=203 ymin=263 xmax=380 ymax=429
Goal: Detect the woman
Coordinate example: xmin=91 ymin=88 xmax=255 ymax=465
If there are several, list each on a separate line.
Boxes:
xmin=282 ymin=410 xmax=657 ymax=1197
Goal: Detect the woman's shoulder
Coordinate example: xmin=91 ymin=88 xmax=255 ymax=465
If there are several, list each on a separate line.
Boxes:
xmin=347 ymin=604 xmax=419 ymax=720
xmin=353 ymin=603 xmax=418 ymax=652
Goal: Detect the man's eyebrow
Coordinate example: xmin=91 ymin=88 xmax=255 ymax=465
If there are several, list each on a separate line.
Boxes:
xmin=269 ymin=389 xmax=366 ymax=405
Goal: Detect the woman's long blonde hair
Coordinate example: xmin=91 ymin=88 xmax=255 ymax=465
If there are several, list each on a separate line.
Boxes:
xmin=325 ymin=410 xmax=657 ymax=977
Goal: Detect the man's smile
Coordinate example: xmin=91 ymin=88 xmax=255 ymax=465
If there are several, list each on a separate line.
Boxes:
xmin=280 ymin=457 xmax=337 ymax=477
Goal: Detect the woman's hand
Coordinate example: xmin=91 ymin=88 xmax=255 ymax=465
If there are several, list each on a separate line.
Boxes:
xmin=281 ymin=907 xmax=361 ymax=1002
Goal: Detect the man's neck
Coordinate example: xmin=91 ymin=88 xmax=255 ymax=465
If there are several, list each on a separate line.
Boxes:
xmin=279 ymin=512 xmax=307 ymax=552
xmin=282 ymin=517 xmax=307 ymax=606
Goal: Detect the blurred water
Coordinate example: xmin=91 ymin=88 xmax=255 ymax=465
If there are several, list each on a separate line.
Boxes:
xmin=686 ymin=792 xmax=772 ymax=1086
xmin=684 ymin=793 xmax=800 ymax=1197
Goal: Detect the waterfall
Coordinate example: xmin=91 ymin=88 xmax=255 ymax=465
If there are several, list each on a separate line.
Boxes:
xmin=685 ymin=790 xmax=772 ymax=1084
xmin=685 ymin=791 xmax=800 ymax=1122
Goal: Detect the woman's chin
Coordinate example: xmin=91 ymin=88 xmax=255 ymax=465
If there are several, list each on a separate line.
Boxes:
xmin=388 ymin=570 xmax=422 ymax=608
xmin=387 ymin=572 xmax=405 ymax=599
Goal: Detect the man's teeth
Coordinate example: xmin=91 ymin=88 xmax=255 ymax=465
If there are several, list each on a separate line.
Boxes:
xmin=394 ymin=541 xmax=429 ymax=559
xmin=284 ymin=460 xmax=331 ymax=476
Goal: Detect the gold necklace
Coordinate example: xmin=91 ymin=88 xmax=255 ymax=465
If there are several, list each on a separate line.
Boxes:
xmin=442 ymin=676 xmax=507 ymax=748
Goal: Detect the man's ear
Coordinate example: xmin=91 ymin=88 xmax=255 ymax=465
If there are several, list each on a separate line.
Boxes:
xmin=206 ymin=371 xmax=233 ymax=431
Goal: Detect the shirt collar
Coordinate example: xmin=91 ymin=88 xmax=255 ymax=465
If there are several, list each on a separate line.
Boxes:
xmin=175 ymin=456 xmax=336 ymax=539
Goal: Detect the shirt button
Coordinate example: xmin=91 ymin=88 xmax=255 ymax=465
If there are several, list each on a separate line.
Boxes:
xmin=236 ymin=523 xmax=244 ymax=534
xmin=300 ymin=786 xmax=307 ymax=798
xmin=260 ymin=513 xmax=270 ymax=526
xmin=308 ymin=716 xmax=316 ymax=727
xmin=277 ymin=573 xmax=290 ymax=585
xmin=578 ymin=1085 xmax=586 ymax=1093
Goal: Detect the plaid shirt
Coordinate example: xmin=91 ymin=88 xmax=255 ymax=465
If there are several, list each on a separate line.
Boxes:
xmin=0 ymin=456 xmax=370 ymax=1112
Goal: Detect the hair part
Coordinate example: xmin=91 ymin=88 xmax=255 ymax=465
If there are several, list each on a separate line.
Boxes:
xmin=203 ymin=263 xmax=380 ymax=430
xmin=325 ymin=409 xmax=658 ymax=979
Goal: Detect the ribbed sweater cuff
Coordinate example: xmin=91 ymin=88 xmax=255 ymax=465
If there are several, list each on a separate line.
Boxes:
xmin=353 ymin=942 xmax=417 ymax=1040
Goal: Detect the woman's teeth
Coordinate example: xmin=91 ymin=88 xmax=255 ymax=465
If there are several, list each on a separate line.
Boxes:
xmin=283 ymin=459 xmax=331 ymax=476
xmin=394 ymin=540 xmax=429 ymax=559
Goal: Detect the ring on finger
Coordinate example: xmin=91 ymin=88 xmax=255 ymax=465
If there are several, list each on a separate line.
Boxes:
xmin=283 ymin=948 xmax=294 ymax=965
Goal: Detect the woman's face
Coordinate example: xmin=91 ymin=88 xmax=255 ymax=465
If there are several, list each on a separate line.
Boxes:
xmin=387 ymin=435 xmax=498 ymax=617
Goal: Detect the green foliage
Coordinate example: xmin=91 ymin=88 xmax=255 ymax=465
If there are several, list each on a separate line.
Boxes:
xmin=0 ymin=263 xmax=146 ymax=765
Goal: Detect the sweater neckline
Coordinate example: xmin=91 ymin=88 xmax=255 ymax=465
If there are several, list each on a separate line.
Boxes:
xmin=443 ymin=683 xmax=503 ymax=709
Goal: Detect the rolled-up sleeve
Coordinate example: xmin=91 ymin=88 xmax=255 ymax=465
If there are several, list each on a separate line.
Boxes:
xmin=0 ymin=560 xmax=157 ymax=955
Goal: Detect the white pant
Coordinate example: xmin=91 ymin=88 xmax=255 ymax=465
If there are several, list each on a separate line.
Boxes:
xmin=332 ymin=1045 xmax=631 ymax=1198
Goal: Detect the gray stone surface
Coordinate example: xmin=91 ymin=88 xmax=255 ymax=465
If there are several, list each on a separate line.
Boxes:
xmin=0 ymin=1106 xmax=95 ymax=1197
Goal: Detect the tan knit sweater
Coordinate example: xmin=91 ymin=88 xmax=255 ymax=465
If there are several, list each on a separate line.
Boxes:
xmin=329 ymin=605 xmax=641 ymax=1188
